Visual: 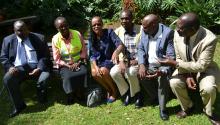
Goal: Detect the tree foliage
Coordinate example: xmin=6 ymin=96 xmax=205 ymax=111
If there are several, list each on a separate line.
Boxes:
xmin=0 ymin=0 xmax=121 ymax=38
xmin=133 ymin=0 xmax=220 ymax=30
xmin=0 ymin=0 xmax=219 ymax=36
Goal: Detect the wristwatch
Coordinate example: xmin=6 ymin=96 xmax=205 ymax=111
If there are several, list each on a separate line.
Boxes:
xmin=160 ymin=69 xmax=167 ymax=74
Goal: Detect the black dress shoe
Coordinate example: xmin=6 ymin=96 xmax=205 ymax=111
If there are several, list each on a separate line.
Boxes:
xmin=206 ymin=113 xmax=220 ymax=125
xmin=66 ymin=94 xmax=75 ymax=105
xmin=135 ymin=98 xmax=143 ymax=109
xmin=37 ymin=89 xmax=47 ymax=104
xmin=9 ymin=104 xmax=27 ymax=118
xmin=123 ymin=95 xmax=130 ymax=106
xmin=160 ymin=109 xmax=169 ymax=120
xmin=134 ymin=92 xmax=143 ymax=108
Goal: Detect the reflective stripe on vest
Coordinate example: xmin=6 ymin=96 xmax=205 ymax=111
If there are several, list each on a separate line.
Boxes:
xmin=57 ymin=30 xmax=82 ymax=62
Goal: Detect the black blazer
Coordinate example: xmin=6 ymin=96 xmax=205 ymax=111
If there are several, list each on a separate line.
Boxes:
xmin=0 ymin=32 xmax=51 ymax=72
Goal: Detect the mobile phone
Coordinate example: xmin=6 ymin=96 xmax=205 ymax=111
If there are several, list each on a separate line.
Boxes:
xmin=75 ymin=67 xmax=80 ymax=71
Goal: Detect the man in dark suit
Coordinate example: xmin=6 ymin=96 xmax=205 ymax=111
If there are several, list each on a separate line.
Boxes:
xmin=137 ymin=14 xmax=175 ymax=120
xmin=0 ymin=20 xmax=51 ymax=117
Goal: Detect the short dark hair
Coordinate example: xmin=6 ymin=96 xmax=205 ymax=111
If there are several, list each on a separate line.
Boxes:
xmin=121 ymin=9 xmax=133 ymax=18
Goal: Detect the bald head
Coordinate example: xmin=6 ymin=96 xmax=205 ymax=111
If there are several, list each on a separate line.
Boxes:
xmin=142 ymin=14 xmax=159 ymax=24
xmin=179 ymin=12 xmax=200 ymax=30
xmin=142 ymin=14 xmax=160 ymax=36
xmin=176 ymin=12 xmax=200 ymax=37
xmin=54 ymin=16 xmax=68 ymax=29
xmin=14 ymin=20 xmax=26 ymax=29
xmin=14 ymin=20 xmax=29 ymax=39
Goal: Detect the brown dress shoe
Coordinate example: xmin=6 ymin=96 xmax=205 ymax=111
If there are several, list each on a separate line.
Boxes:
xmin=176 ymin=106 xmax=194 ymax=119
xmin=207 ymin=114 xmax=220 ymax=125
xmin=176 ymin=110 xmax=188 ymax=119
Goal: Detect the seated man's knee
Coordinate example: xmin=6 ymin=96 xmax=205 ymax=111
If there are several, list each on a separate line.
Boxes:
xmin=169 ymin=78 xmax=183 ymax=89
xmin=3 ymin=72 xmax=14 ymax=86
xmin=128 ymin=68 xmax=137 ymax=76
xmin=201 ymin=86 xmax=216 ymax=95
xmin=110 ymin=67 xmax=121 ymax=77
xmin=38 ymin=72 xmax=50 ymax=82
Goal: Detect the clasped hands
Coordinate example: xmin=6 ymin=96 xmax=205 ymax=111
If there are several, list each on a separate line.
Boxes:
xmin=9 ymin=67 xmax=40 ymax=76
xmin=138 ymin=65 xmax=164 ymax=80
xmin=66 ymin=58 xmax=87 ymax=71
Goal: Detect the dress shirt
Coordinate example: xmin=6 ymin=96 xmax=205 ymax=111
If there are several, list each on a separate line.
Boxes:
xmin=14 ymin=36 xmax=38 ymax=67
xmin=148 ymin=24 xmax=162 ymax=67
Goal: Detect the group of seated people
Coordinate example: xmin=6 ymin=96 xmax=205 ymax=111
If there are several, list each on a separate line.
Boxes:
xmin=1 ymin=9 xmax=220 ymax=125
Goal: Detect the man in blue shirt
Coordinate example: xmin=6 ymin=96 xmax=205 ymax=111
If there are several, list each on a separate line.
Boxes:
xmin=138 ymin=14 xmax=175 ymax=120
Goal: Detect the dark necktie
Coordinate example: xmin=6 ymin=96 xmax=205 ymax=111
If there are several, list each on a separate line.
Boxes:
xmin=185 ymin=37 xmax=191 ymax=61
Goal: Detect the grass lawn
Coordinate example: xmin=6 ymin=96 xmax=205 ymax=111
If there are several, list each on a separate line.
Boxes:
xmin=0 ymin=40 xmax=220 ymax=125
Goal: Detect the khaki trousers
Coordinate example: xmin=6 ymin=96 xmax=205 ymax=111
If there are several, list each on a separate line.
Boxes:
xmin=110 ymin=65 xmax=140 ymax=97
xmin=170 ymin=72 xmax=219 ymax=116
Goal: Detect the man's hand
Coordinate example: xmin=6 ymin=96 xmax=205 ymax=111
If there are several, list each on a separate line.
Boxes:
xmin=8 ymin=67 xmax=18 ymax=76
xmin=29 ymin=68 xmax=40 ymax=76
xmin=186 ymin=76 xmax=197 ymax=90
xmin=145 ymin=70 xmax=163 ymax=79
xmin=130 ymin=60 xmax=138 ymax=66
xmin=158 ymin=56 xmax=177 ymax=67
xmin=139 ymin=64 xmax=146 ymax=80
xmin=119 ymin=61 xmax=126 ymax=75
xmin=111 ymin=51 xmax=119 ymax=64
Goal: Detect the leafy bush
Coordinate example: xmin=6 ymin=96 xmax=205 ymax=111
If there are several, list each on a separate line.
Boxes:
xmin=0 ymin=0 xmax=122 ymax=40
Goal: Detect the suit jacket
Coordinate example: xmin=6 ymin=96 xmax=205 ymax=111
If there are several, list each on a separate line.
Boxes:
xmin=173 ymin=26 xmax=220 ymax=91
xmin=138 ymin=24 xmax=175 ymax=74
xmin=0 ymin=32 xmax=51 ymax=73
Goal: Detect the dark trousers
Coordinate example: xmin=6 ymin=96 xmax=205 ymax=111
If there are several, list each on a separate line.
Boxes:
xmin=59 ymin=65 xmax=87 ymax=94
xmin=3 ymin=64 xmax=50 ymax=110
xmin=140 ymin=75 xmax=171 ymax=111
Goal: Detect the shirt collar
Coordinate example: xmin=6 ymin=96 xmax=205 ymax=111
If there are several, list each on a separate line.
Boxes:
xmin=16 ymin=36 xmax=29 ymax=43
xmin=16 ymin=36 xmax=22 ymax=43
xmin=123 ymin=25 xmax=137 ymax=35
xmin=152 ymin=24 xmax=162 ymax=39
xmin=189 ymin=30 xmax=199 ymax=44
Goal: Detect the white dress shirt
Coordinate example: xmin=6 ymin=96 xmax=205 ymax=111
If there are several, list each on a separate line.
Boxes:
xmin=14 ymin=36 xmax=38 ymax=67
xmin=148 ymin=24 xmax=163 ymax=67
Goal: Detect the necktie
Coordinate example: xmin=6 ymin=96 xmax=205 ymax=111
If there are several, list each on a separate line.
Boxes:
xmin=185 ymin=37 xmax=191 ymax=61
xmin=20 ymin=41 xmax=27 ymax=64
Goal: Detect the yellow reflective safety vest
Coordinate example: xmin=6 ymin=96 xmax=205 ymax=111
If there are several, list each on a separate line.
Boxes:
xmin=54 ymin=30 xmax=82 ymax=63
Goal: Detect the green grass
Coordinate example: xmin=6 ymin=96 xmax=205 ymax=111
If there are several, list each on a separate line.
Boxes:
xmin=0 ymin=40 xmax=220 ymax=125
